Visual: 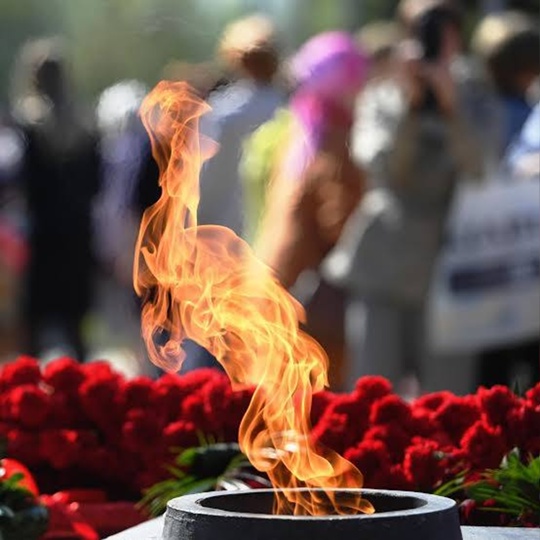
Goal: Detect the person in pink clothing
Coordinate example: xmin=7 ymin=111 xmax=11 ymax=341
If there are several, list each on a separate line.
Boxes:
xmin=254 ymin=31 xmax=370 ymax=388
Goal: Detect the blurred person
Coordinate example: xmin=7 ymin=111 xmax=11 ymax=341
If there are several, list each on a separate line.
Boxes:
xmin=162 ymin=60 xmax=229 ymax=99
xmin=169 ymin=15 xmax=285 ymax=374
xmin=470 ymin=13 xmax=540 ymax=390
xmin=10 ymin=38 xmax=101 ymax=361
xmin=0 ymin=112 xmax=26 ymax=360
xmin=91 ymin=80 xmax=156 ymax=374
xmin=94 ymin=80 xmax=148 ymax=284
xmin=323 ymin=1 xmax=495 ymax=393
xmin=472 ymin=11 xmax=540 ymax=152
xmin=355 ymin=20 xmax=403 ymax=82
xmin=196 ymin=14 xmax=286 ymax=238
xmin=506 ymin=101 xmax=540 ymax=179
xmin=250 ymin=32 xmax=370 ymax=388
xmin=474 ymin=99 xmax=540 ymax=390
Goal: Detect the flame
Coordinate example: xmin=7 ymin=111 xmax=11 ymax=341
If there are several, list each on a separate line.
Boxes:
xmin=134 ymin=81 xmax=374 ymax=516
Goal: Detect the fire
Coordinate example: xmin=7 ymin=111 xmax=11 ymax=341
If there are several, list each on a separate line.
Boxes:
xmin=134 ymin=81 xmax=374 ymax=516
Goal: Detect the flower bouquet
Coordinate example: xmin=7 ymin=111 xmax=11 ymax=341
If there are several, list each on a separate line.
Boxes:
xmin=0 ymin=355 xmax=538 ymax=530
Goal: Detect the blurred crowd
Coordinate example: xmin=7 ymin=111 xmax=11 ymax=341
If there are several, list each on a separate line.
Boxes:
xmin=0 ymin=0 xmax=538 ymax=396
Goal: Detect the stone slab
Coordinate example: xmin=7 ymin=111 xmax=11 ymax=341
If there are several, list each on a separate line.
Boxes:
xmin=106 ymin=517 xmax=539 ymax=540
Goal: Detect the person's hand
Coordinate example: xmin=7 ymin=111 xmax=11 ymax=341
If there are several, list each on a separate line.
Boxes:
xmin=396 ymin=40 xmax=426 ymax=110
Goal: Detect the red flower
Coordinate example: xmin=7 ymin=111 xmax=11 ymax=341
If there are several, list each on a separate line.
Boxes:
xmin=370 ymin=395 xmax=412 ymax=429
xmin=123 ymin=376 xmax=156 ymax=411
xmin=316 ymin=394 xmax=370 ymax=449
xmin=40 ymin=429 xmax=83 ymax=469
xmin=175 ymin=368 xmax=226 ymax=397
xmin=354 ymin=376 xmax=393 ymax=405
xmin=363 ymin=425 xmax=410 ymax=463
xmin=311 ymin=412 xmax=349 ymax=454
xmin=43 ymin=357 xmax=85 ymax=395
xmin=122 ymin=408 xmax=165 ymax=453
xmin=434 ymin=396 xmax=480 ymax=443
xmin=48 ymin=393 xmax=84 ymax=429
xmin=311 ymin=391 xmax=335 ymax=426
xmin=7 ymin=384 xmax=50 ymax=428
xmin=413 ymin=391 xmax=455 ymax=415
xmin=79 ymin=371 xmax=123 ymax=430
xmin=344 ymin=440 xmax=392 ymax=487
xmin=81 ymin=361 xmax=117 ymax=378
xmin=515 ymin=403 xmax=540 ymax=455
xmin=153 ymin=375 xmax=186 ymax=422
xmin=525 ymin=381 xmax=540 ymax=407
xmin=7 ymin=428 xmax=41 ymax=466
xmin=460 ymin=421 xmax=508 ymax=469
xmin=403 ymin=439 xmax=444 ymax=490
xmin=201 ymin=377 xmax=234 ymax=434
xmin=387 ymin=464 xmax=414 ymax=491
xmin=477 ymin=385 xmax=520 ymax=427
xmin=163 ymin=420 xmax=199 ymax=449
xmin=223 ymin=387 xmax=253 ymax=441
xmin=181 ymin=393 xmax=208 ymax=431
xmin=0 ymin=356 xmax=41 ymax=389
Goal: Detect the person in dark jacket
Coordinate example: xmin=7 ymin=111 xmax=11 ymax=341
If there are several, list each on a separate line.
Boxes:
xmin=12 ymin=38 xmax=101 ymax=361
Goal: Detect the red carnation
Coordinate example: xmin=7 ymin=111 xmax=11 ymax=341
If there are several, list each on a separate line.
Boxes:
xmin=363 ymin=425 xmax=411 ymax=463
xmin=434 ymin=396 xmax=480 ymax=443
xmin=409 ymin=409 xmax=442 ymax=439
xmin=181 ymin=393 xmax=208 ymax=431
xmin=0 ymin=356 xmax=41 ymax=389
xmin=516 ymin=403 xmax=540 ymax=455
xmin=7 ymin=428 xmax=41 ymax=466
xmin=460 ymin=421 xmax=508 ymax=469
xmin=81 ymin=360 xmax=118 ymax=378
xmin=79 ymin=371 xmax=123 ymax=429
xmin=176 ymin=368 xmax=226 ymax=397
xmin=201 ymin=377 xmax=234 ymax=433
xmin=43 ymin=357 xmax=85 ymax=394
xmin=7 ymin=384 xmax=50 ymax=428
xmin=311 ymin=412 xmax=349 ymax=454
xmin=122 ymin=408 xmax=165 ymax=453
xmin=387 ymin=464 xmax=414 ymax=491
xmin=320 ymin=394 xmax=370 ymax=447
xmin=223 ymin=387 xmax=253 ymax=441
xmin=311 ymin=391 xmax=335 ymax=426
xmin=154 ymin=375 xmax=186 ymax=422
xmin=40 ymin=429 xmax=82 ymax=469
xmin=525 ymin=381 xmax=540 ymax=407
xmin=123 ymin=376 xmax=156 ymax=411
xmin=0 ymin=421 xmax=9 ymax=440
xmin=413 ymin=391 xmax=454 ymax=415
xmin=477 ymin=385 xmax=520 ymax=427
xmin=370 ymin=395 xmax=412 ymax=429
xmin=354 ymin=376 xmax=393 ymax=405
xmin=403 ymin=439 xmax=444 ymax=490
xmin=47 ymin=392 xmax=83 ymax=428
xmin=163 ymin=420 xmax=199 ymax=449
xmin=344 ymin=440 xmax=392 ymax=487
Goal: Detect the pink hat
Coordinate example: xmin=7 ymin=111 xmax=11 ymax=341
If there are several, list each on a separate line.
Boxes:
xmin=290 ymin=31 xmax=369 ymax=97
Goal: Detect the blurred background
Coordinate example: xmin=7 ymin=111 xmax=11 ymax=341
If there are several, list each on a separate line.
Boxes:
xmin=0 ymin=0 xmax=538 ymax=396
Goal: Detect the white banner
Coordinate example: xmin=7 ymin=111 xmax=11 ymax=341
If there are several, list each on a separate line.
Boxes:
xmin=427 ymin=178 xmax=540 ymax=354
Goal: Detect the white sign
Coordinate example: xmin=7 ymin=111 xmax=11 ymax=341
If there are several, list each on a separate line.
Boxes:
xmin=427 ymin=179 xmax=540 ymax=354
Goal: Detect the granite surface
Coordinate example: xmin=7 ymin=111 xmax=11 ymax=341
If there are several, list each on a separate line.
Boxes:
xmin=106 ymin=517 xmax=539 ymax=539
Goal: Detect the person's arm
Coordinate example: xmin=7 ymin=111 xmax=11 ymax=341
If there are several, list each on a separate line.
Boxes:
xmin=352 ymin=81 xmax=422 ymax=187
xmin=424 ymin=62 xmax=484 ymax=179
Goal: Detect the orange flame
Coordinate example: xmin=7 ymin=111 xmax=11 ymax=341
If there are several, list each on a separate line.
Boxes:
xmin=134 ymin=81 xmax=374 ymax=516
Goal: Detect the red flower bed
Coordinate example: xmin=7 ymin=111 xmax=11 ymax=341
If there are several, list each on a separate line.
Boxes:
xmin=1 ymin=356 xmax=539 ymax=523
